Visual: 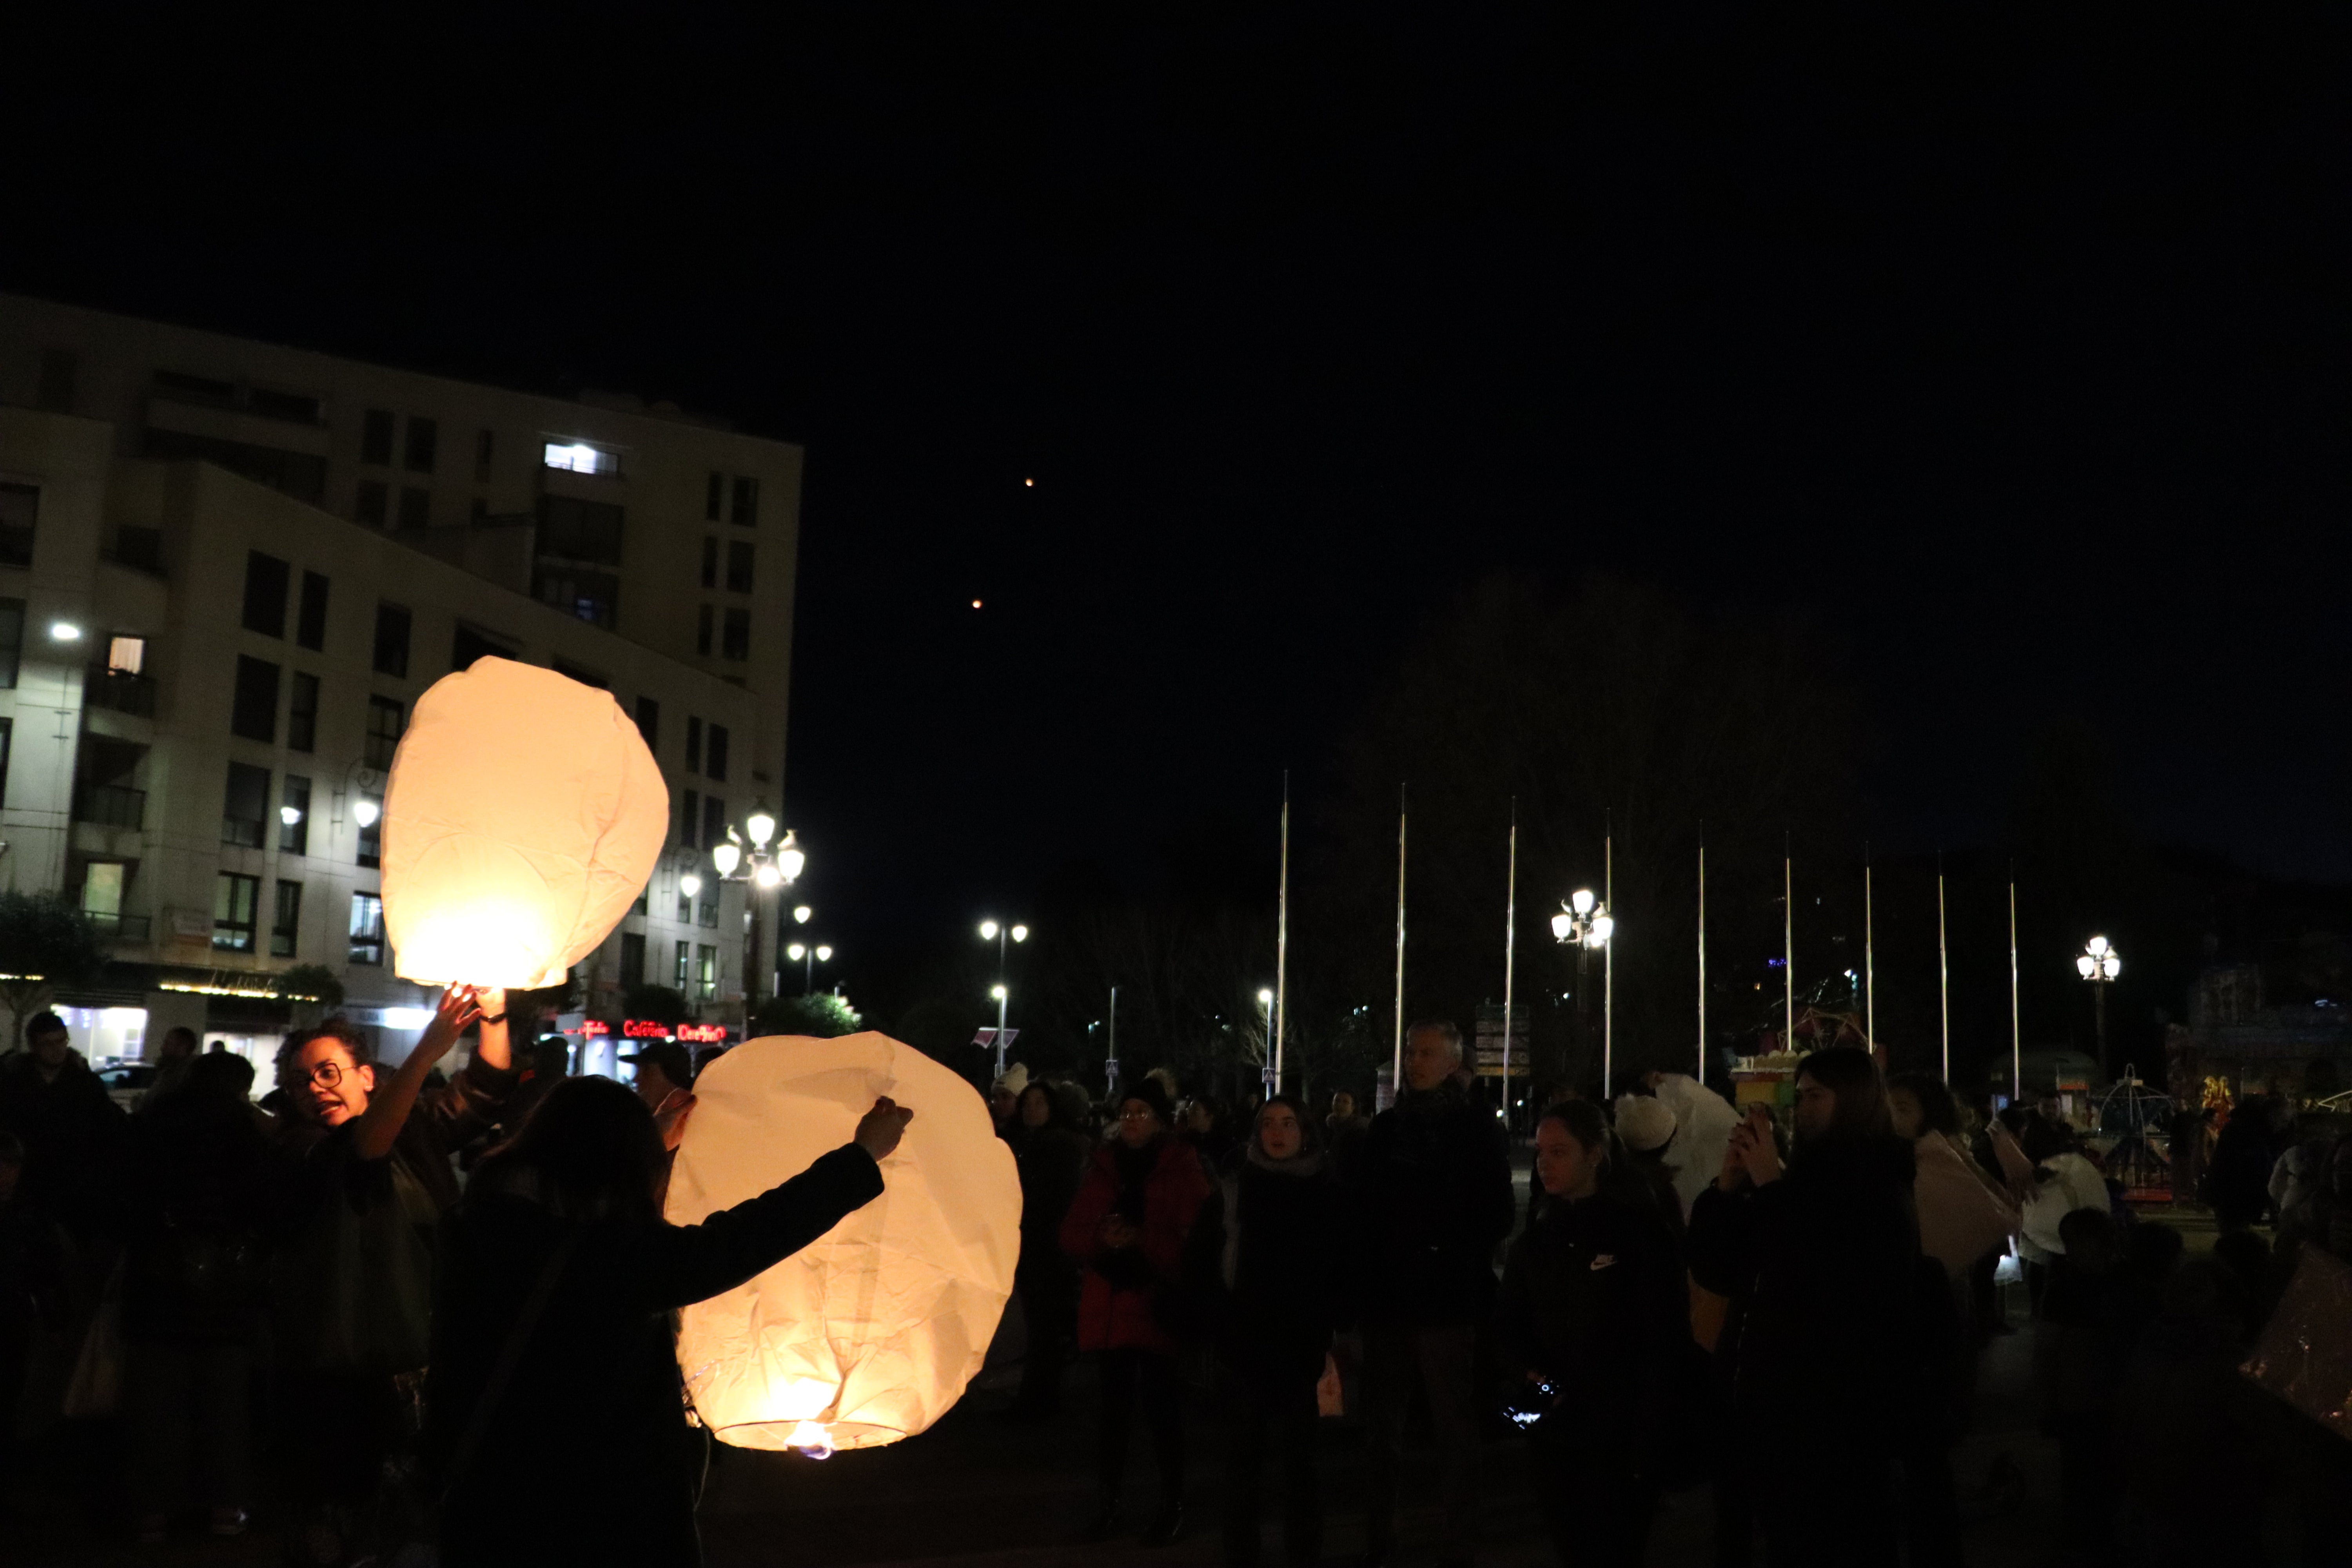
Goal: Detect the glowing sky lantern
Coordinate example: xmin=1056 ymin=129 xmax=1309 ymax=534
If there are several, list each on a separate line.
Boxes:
xmin=380 ymin=657 xmax=668 ymax=988
xmin=666 ymin=1032 xmax=1021 ymax=1455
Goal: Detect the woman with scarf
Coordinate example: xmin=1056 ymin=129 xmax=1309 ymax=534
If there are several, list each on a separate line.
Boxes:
xmin=1060 ymin=1078 xmax=1212 ymax=1547
xmin=1183 ymin=1095 xmax=1343 ymax=1568
xmin=1497 ymin=1099 xmax=1690 ymax=1566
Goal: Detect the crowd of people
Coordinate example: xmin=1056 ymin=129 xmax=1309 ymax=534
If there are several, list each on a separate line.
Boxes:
xmin=3 ymin=991 xmax=2350 ymax=1566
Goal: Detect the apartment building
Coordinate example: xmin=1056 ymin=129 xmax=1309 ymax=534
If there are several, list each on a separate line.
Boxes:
xmin=0 ymin=294 xmax=804 ymax=1073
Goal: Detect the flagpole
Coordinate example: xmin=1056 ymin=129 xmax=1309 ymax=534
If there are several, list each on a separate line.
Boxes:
xmin=1501 ymin=801 xmax=1518 ymax=1128
xmin=2009 ymin=872 xmax=2022 ymax=1102
xmin=1391 ymin=786 xmax=1408 ymax=1099
xmin=1697 ymin=827 xmax=1707 ymax=1087
xmin=1272 ymin=774 xmax=1289 ymax=1093
xmin=1603 ymin=813 xmax=1615 ymax=1095
xmin=1784 ymin=834 xmax=1795 ymax=1052
xmin=1937 ymin=857 xmax=1950 ymax=1080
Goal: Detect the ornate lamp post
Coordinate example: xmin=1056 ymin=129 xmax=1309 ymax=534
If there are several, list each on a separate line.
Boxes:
xmin=710 ymin=812 xmax=804 ymax=1011
xmin=977 ymin=919 xmax=1029 ymax=1074
xmin=2076 ymin=934 xmax=2122 ymax=1079
xmin=1550 ymin=888 xmax=1615 ymax=1090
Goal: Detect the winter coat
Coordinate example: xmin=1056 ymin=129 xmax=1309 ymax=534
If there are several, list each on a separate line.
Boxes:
xmin=1913 ymin=1131 xmax=2019 ymax=1278
xmin=1496 ymin=1188 xmax=1690 ymax=1464
xmin=1061 ymin=1134 xmax=1212 ymax=1353
xmin=0 ymin=1048 xmax=128 ymax=1237
xmin=1687 ymin=1131 xmax=1927 ymax=1445
xmin=2018 ymin=1150 xmax=2109 ymax=1264
xmin=2207 ymin=1114 xmax=2277 ymax=1225
xmin=427 ymin=1144 xmax=884 ymax=1568
xmin=1183 ymin=1153 xmax=1344 ymax=1386
xmin=1353 ymin=1075 xmax=1515 ymax=1326
xmin=1015 ymin=1123 xmax=1089 ymax=1299
xmin=1651 ymin=1073 xmax=1742 ymax=1218
xmin=269 ymin=1052 xmax=516 ymax=1375
xmin=122 ymin=1088 xmax=274 ymax=1345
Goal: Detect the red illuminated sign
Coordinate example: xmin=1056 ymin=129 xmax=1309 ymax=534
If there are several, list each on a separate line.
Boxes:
xmin=676 ymin=1022 xmax=728 ymax=1044
xmin=577 ymin=1019 xmax=610 ymax=1037
xmin=622 ymin=1019 xmax=670 ymax=1039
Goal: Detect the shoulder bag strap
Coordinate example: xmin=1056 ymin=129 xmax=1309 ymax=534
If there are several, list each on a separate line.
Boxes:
xmin=439 ymin=1227 xmax=580 ymax=1504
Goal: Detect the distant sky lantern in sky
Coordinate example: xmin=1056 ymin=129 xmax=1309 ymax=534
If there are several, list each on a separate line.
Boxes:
xmin=667 ymin=1033 xmax=1020 ymax=1456
xmin=380 ymin=657 xmax=668 ymax=987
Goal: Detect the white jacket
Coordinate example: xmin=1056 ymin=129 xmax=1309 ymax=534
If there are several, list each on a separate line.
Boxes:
xmin=2018 ymin=1150 xmax=2109 ymax=1263
xmin=1651 ymin=1073 xmax=1742 ymax=1218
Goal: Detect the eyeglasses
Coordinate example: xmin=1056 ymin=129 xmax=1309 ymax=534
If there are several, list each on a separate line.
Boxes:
xmin=293 ymin=1060 xmax=347 ymax=1090
xmin=1118 ymin=1108 xmax=1157 ymax=1124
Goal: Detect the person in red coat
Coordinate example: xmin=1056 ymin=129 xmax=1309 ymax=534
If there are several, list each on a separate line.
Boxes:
xmin=1060 ymin=1076 xmax=1211 ymax=1547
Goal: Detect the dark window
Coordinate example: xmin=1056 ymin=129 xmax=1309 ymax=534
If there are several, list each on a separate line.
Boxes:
xmin=700 ymin=536 xmax=718 ymax=589
xmin=675 ymin=887 xmax=692 ymax=923
xmin=696 ymin=604 xmax=713 ymax=656
xmin=229 ymin=656 xmax=280 ymax=742
xmin=530 ymin=565 xmax=619 ymax=629
xmin=536 ymin=495 xmax=624 ymax=564
xmin=270 ymin=879 xmax=303 ymax=958
xmin=722 ymin=608 xmax=750 ymax=661
xmin=297 ymin=571 xmax=329 ymax=651
xmin=474 ymin=428 xmax=494 ymax=482
xmin=0 ymin=598 xmax=22 ymax=688
xmin=114 ymin=524 xmax=163 ymax=573
xmin=685 ymin=717 xmax=702 ymax=773
xmin=452 ymin=623 xmax=515 ymax=672
xmin=725 ymin=541 xmax=754 ymax=594
xmin=221 ymin=762 xmax=269 ymax=848
xmin=349 ymin=894 xmax=384 ymax=964
xmin=241 ymin=551 xmax=289 ymax=637
xmin=699 ymin=892 xmax=718 ymax=929
xmin=288 ymin=671 xmax=319 ymax=751
xmin=705 ymin=473 xmax=723 ymax=521
xmin=701 ymin=795 xmax=725 ymax=851
xmin=156 ymin=369 xmax=236 ymax=405
xmin=365 ymin=696 xmax=404 ymax=769
xmin=552 ymin=659 xmax=606 ymax=690
xmin=0 ymin=483 xmax=36 ymax=568
xmin=248 ymin=387 xmax=320 ymax=423
xmin=674 ymin=940 xmax=690 ymax=989
xmin=679 ymin=788 xmax=699 ymax=849
xmin=36 ymin=349 xmax=76 ymax=413
xmin=397 ymin=486 xmax=430 ymax=530
xmin=403 ymin=416 xmax=437 ymax=474
xmin=357 ymin=805 xmax=382 ymax=869
xmin=697 ymin=943 xmax=718 ymax=999
xmin=705 ymin=724 xmax=729 ymax=782
xmin=139 ymin=429 xmax=326 ymax=505
xmin=361 ymin=410 xmax=394 ymax=465
xmin=633 ymin=697 xmax=659 ymax=752
xmin=372 ymin=603 xmax=410 ymax=677
xmin=280 ymin=775 xmax=311 ymax=855
xmin=0 ymin=717 xmax=11 ymax=807
xmin=620 ymin=931 xmax=646 ymax=987
xmin=212 ymin=872 xmax=260 ymax=952
xmin=355 ymin=480 xmax=388 ymax=527
xmin=730 ymin=475 xmax=758 ymax=527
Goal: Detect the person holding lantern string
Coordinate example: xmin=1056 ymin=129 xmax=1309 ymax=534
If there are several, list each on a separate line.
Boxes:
xmin=266 ymin=984 xmax=513 ymax=1568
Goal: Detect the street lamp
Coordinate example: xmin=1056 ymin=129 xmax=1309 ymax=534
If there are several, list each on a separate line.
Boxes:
xmin=786 ymin=940 xmax=837 ymax=994
xmin=1257 ymin=987 xmax=1276 ymax=1093
xmin=2077 ymin=935 xmax=2122 ymax=1078
xmin=989 ymin=982 xmax=1011 ymax=1074
xmin=976 ymin=918 xmax=1031 ymax=1069
xmin=709 ymin=810 xmax=804 ymax=1013
xmin=1551 ymin=888 xmax=1614 ymax=1090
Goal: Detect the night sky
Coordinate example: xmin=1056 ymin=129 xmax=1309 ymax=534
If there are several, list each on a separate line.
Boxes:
xmin=7 ymin=8 xmax=2347 ymax=1001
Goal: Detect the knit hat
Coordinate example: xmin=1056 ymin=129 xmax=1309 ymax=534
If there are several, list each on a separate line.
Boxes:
xmin=1613 ymin=1093 xmax=1678 ymax=1153
xmin=993 ymin=1063 xmax=1029 ymax=1097
xmin=1119 ymin=1077 xmax=1174 ymax=1127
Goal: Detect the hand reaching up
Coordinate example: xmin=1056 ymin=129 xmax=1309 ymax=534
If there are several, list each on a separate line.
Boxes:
xmin=855 ymin=1096 xmax=914 ymax=1162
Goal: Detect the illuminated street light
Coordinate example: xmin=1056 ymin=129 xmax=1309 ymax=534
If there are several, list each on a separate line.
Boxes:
xmin=352 ymin=798 xmax=381 ymax=828
xmin=279 ymin=804 xmax=303 ymax=826
xmin=1553 ymin=888 xmax=1614 ymax=1086
xmin=680 ymin=872 xmax=702 ymax=899
xmin=978 ymin=920 xmax=1030 ymax=1072
xmin=746 ymin=810 xmax=777 ymax=848
xmin=1257 ymin=987 xmax=1276 ymax=1092
xmin=754 ymin=862 xmax=783 ymax=889
xmin=2078 ymin=935 xmax=2122 ymax=1078
xmin=793 ymin=905 xmax=813 ymax=924
xmin=708 ymin=815 xmax=807 ymax=1010
xmin=49 ymin=622 xmax=80 ymax=641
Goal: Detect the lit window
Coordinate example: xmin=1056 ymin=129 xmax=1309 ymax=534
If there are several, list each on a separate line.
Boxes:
xmin=107 ymin=636 xmax=144 ymax=675
xmin=542 ymin=441 xmax=617 ymax=476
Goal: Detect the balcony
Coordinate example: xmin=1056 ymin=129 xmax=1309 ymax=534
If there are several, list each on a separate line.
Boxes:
xmin=85 ymin=668 xmax=156 ymax=718
xmin=74 ymin=784 xmax=146 ymax=830
xmin=86 ymin=911 xmax=152 ymax=943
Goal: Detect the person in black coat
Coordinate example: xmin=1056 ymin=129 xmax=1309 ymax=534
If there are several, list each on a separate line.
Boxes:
xmin=2207 ymin=1094 xmax=2283 ymax=1232
xmin=1499 ymin=1099 xmax=1690 ymax=1566
xmin=1354 ymin=1022 xmax=1516 ymax=1567
xmin=1185 ymin=1094 xmax=1344 ymax=1568
xmin=0 ymin=1011 xmax=128 ymax=1243
xmin=425 ymin=1075 xmax=911 ymax=1568
xmin=1687 ymin=1047 xmax=1926 ymax=1567
xmin=1008 ymin=1078 xmax=1090 ymax=1419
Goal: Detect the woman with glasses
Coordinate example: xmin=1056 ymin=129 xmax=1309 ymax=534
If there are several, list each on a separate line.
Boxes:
xmin=267 ymin=985 xmax=514 ymax=1567
xmin=1061 ymin=1076 xmax=1211 ymax=1548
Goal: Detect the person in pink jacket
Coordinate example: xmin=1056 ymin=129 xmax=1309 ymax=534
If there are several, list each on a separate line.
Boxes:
xmin=1890 ymin=1073 xmax=2020 ymax=1280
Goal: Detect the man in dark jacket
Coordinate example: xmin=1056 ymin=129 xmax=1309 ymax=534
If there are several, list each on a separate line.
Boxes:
xmin=0 ymin=1011 xmax=128 ymax=1240
xmin=1354 ymin=1022 xmax=1515 ymax=1568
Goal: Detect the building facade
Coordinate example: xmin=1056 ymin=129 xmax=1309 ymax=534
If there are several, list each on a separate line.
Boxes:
xmin=0 ymin=294 xmax=804 ymax=1080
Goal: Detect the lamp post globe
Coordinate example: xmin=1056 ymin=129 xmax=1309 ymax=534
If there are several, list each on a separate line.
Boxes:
xmin=2078 ymin=935 xmax=2123 ymax=1080
xmin=746 ymin=811 xmax=777 ymax=848
xmin=711 ymin=841 xmax=742 ymax=877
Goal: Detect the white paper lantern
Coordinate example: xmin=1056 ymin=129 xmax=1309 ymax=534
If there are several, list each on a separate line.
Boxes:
xmin=666 ymin=1032 xmax=1021 ymax=1454
xmin=380 ymin=656 xmax=668 ymax=988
